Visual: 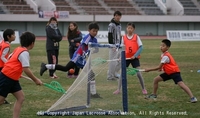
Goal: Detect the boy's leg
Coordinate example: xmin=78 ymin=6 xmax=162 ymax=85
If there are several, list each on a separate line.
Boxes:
xmin=74 ymin=66 xmax=80 ymax=76
xmin=12 ymin=90 xmax=25 ymax=118
xmin=40 ymin=61 xmax=76 ymax=76
xmin=146 ymin=75 xmax=163 ymax=99
xmin=68 ymin=47 xmax=75 ymax=77
xmin=172 ymin=73 xmax=197 ymax=102
xmin=177 ymin=81 xmax=194 ymax=98
xmin=153 ymin=76 xmax=163 ymax=95
xmin=55 ymin=61 xmax=76 ymax=72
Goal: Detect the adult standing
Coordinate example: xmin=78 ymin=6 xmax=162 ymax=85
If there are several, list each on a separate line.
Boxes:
xmin=107 ymin=11 xmax=122 ymax=80
xmin=45 ymin=17 xmax=62 ymax=78
xmin=66 ymin=22 xmax=82 ymax=78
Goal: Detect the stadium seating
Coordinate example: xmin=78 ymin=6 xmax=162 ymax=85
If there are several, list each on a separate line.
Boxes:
xmin=52 ymin=0 xmax=78 ymax=14
xmin=0 ymin=0 xmax=35 ymax=14
xmin=74 ymin=0 xmax=110 ymax=15
xmin=133 ymin=0 xmax=164 ymax=15
xmin=178 ymin=0 xmax=200 ymax=15
xmin=0 ymin=0 xmax=200 ymax=15
xmin=103 ymin=0 xmax=140 ymax=15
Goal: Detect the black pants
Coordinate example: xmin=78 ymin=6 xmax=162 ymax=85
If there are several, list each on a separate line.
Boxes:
xmin=55 ymin=61 xmax=79 ymax=75
xmin=68 ymin=46 xmax=80 ymax=76
xmin=47 ymin=50 xmax=59 ymax=76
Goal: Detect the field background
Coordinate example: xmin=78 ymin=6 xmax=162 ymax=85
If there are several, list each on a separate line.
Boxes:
xmin=0 ymin=38 xmax=199 ymax=118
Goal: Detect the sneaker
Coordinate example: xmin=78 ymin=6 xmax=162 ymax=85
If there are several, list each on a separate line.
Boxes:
xmin=146 ymin=94 xmax=157 ymax=99
xmin=67 ymin=75 xmax=73 ymax=78
xmin=190 ymin=97 xmax=197 ymax=103
xmin=50 ymin=74 xmax=58 ymax=79
xmin=142 ymin=89 xmax=148 ymax=95
xmin=40 ymin=63 xmax=47 ymax=76
xmin=114 ymin=73 xmax=120 ymax=79
xmin=91 ymin=93 xmax=102 ymax=98
xmin=113 ymin=89 xmax=120 ymax=94
xmin=4 ymin=100 xmax=10 ymax=104
xmin=53 ymin=74 xmax=58 ymax=78
xmin=107 ymin=77 xmax=117 ymax=81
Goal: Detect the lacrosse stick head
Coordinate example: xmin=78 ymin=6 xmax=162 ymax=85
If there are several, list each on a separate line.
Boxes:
xmin=127 ymin=68 xmax=139 ymax=76
xmin=91 ymin=57 xmax=107 ymax=66
xmin=43 ymin=81 xmax=66 ymax=94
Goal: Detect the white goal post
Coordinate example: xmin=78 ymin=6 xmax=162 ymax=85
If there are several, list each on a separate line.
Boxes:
xmin=37 ymin=43 xmax=128 ymax=116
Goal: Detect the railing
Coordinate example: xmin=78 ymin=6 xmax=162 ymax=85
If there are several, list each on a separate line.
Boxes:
xmin=0 ymin=5 xmax=200 ymax=15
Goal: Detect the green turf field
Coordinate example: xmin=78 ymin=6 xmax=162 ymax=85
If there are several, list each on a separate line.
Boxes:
xmin=0 ymin=39 xmax=199 ymax=118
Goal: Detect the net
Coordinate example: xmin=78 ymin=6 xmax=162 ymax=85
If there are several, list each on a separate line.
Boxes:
xmin=37 ymin=44 xmax=127 ymax=116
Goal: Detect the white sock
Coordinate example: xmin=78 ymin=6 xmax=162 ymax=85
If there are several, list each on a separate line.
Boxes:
xmin=45 ymin=64 xmax=55 ymax=70
xmin=90 ymin=80 xmax=96 ymax=95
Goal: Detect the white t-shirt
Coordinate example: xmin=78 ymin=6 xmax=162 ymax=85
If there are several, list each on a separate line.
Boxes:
xmin=19 ymin=51 xmax=30 ymax=67
xmin=8 ymin=50 xmax=30 ymax=67
xmin=1 ymin=47 xmax=9 ymax=63
xmin=161 ymin=52 xmax=170 ymax=64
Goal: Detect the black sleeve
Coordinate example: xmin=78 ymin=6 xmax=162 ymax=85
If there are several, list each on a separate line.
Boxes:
xmin=108 ymin=32 xmax=114 ymax=44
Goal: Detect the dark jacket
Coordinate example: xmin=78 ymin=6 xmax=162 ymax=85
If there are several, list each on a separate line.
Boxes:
xmin=68 ymin=31 xmax=82 ymax=48
xmin=45 ymin=25 xmax=62 ymax=51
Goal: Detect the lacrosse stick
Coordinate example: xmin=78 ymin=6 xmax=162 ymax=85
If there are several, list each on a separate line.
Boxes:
xmin=91 ymin=57 xmax=132 ymax=66
xmin=21 ymin=75 xmax=66 ymax=94
xmin=127 ymin=68 xmax=145 ymax=76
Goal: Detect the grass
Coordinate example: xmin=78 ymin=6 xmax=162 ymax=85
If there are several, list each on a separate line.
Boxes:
xmin=0 ymin=39 xmax=200 ymax=118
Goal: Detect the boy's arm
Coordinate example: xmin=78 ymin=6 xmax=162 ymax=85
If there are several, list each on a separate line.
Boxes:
xmin=23 ymin=67 xmax=43 ymax=85
xmin=145 ymin=63 xmax=164 ymax=72
xmin=1 ymin=47 xmax=9 ymax=63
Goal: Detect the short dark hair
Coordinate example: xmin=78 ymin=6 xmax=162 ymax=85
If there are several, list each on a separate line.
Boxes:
xmin=3 ymin=29 xmax=15 ymax=41
xmin=114 ymin=11 xmax=122 ymax=16
xmin=162 ymin=39 xmax=171 ymax=47
xmin=20 ymin=32 xmax=35 ymax=47
xmin=88 ymin=22 xmax=99 ymax=30
xmin=127 ymin=22 xmax=135 ymax=29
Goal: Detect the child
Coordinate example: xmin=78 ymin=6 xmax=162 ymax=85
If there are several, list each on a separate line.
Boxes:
xmin=0 ymin=29 xmax=16 ymax=104
xmin=40 ymin=22 xmax=101 ymax=98
xmin=0 ymin=32 xmax=43 ymax=118
xmin=0 ymin=29 xmax=16 ymax=70
xmin=66 ymin=22 xmax=82 ymax=78
xmin=145 ymin=39 xmax=197 ymax=103
xmin=113 ymin=23 xmax=147 ymax=95
xmin=45 ymin=17 xmax=62 ymax=79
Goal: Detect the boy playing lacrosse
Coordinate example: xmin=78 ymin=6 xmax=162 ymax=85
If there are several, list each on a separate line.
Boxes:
xmin=145 ymin=39 xmax=197 ymax=103
xmin=40 ymin=22 xmax=101 ymax=98
xmin=0 ymin=32 xmax=43 ymax=118
xmin=0 ymin=29 xmax=16 ymax=104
